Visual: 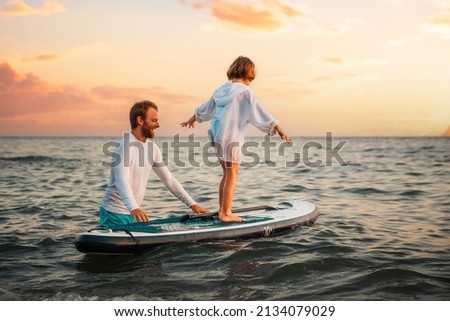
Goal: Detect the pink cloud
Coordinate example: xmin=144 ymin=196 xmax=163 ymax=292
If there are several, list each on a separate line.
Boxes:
xmin=0 ymin=0 xmax=65 ymax=16
xmin=0 ymin=63 xmax=89 ymax=117
xmin=0 ymin=63 xmax=18 ymax=86
xmin=181 ymin=0 xmax=303 ymax=31
xmin=22 ymin=54 xmax=63 ymax=62
xmin=0 ymin=63 xmax=198 ymax=136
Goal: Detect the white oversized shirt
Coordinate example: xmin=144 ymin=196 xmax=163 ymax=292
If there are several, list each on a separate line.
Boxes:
xmin=195 ymin=82 xmax=277 ymax=163
xmin=101 ymin=133 xmax=196 ymax=214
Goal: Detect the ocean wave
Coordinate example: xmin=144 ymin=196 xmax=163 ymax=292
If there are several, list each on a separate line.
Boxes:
xmin=0 ymin=155 xmax=84 ymax=163
xmin=1 ymin=136 xmax=449 ymax=301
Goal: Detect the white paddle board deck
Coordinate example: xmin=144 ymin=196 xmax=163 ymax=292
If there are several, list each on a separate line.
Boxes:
xmin=75 ymin=199 xmax=319 ymax=255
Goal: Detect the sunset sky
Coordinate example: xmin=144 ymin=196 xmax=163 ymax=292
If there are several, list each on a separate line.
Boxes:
xmin=0 ymin=0 xmax=449 ymax=137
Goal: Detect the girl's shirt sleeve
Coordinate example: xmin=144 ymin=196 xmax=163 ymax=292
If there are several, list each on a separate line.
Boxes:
xmin=246 ymin=92 xmax=278 ymax=133
xmin=195 ymin=97 xmax=216 ymax=123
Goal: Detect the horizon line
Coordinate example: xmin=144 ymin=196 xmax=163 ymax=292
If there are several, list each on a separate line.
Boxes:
xmin=0 ymin=134 xmax=448 ymax=139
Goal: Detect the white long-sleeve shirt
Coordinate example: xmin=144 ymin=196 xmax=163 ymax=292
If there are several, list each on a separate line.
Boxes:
xmin=101 ymin=133 xmax=196 ymax=214
xmin=195 ymin=82 xmax=278 ymax=163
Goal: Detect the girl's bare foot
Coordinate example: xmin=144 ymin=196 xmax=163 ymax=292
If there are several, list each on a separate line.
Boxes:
xmin=218 ymin=213 xmax=246 ymax=223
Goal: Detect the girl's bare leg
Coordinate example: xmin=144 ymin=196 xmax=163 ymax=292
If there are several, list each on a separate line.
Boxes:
xmin=218 ymin=161 xmax=245 ymax=223
xmin=219 ymin=161 xmax=225 ymax=208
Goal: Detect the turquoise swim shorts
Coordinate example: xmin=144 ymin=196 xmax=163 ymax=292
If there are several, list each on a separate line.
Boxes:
xmin=99 ymin=207 xmax=134 ymax=228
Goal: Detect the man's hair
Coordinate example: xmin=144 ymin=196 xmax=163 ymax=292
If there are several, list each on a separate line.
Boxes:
xmin=227 ymin=56 xmax=256 ymax=81
xmin=129 ymin=100 xmax=158 ymax=129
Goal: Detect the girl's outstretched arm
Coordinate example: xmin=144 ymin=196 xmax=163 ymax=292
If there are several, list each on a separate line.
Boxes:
xmin=181 ymin=114 xmax=196 ymax=128
xmin=273 ymin=124 xmax=292 ymax=143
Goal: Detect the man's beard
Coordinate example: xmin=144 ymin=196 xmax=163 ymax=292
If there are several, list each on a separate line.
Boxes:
xmin=141 ymin=123 xmax=155 ymax=139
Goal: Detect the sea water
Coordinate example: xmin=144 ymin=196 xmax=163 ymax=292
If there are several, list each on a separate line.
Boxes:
xmin=0 ymin=136 xmax=449 ymax=300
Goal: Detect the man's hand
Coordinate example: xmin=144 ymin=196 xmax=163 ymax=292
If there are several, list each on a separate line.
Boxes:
xmin=131 ymin=208 xmax=150 ymax=222
xmin=190 ymin=204 xmax=209 ymax=214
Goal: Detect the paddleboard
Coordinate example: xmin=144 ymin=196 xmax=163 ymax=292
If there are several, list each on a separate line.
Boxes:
xmin=75 ymin=199 xmax=319 ymax=255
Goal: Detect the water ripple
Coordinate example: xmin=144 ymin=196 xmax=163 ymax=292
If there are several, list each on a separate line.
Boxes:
xmin=0 ymin=136 xmax=449 ymax=300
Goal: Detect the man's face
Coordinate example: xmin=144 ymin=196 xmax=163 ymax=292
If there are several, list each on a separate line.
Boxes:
xmin=141 ymin=108 xmax=159 ymax=139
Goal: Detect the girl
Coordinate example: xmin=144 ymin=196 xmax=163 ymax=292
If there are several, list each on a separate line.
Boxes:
xmin=181 ymin=56 xmax=291 ymax=222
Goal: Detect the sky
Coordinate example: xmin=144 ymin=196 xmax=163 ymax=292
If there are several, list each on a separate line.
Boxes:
xmin=0 ymin=0 xmax=449 ymax=137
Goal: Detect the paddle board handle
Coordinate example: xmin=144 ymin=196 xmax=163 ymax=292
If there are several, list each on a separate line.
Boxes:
xmin=179 ymin=205 xmax=277 ymax=222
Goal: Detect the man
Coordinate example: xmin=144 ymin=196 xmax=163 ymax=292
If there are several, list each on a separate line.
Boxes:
xmin=100 ymin=100 xmax=208 ymax=227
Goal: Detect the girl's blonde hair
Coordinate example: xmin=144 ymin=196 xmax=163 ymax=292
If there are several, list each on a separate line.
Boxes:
xmin=227 ymin=56 xmax=256 ymax=81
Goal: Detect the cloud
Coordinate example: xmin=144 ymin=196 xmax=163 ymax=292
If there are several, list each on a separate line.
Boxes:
xmin=388 ymin=35 xmax=421 ymax=47
xmin=0 ymin=63 xmax=91 ymax=118
xmin=301 ymin=18 xmax=359 ymax=36
xmin=259 ymin=72 xmax=379 ymax=102
xmin=263 ymin=86 xmax=317 ymax=101
xmin=91 ymin=86 xmax=195 ymax=105
xmin=323 ymin=57 xmax=391 ymax=68
xmin=420 ymin=1 xmax=450 ymax=39
xmin=10 ymin=43 xmax=105 ymax=65
xmin=0 ymin=0 xmax=65 ymax=16
xmin=0 ymin=63 xmax=198 ymax=136
xmin=310 ymin=73 xmax=380 ymax=85
xmin=181 ymin=0 xmax=303 ymax=31
xmin=420 ymin=10 xmax=450 ymax=39
xmin=21 ymin=54 xmax=63 ymax=62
